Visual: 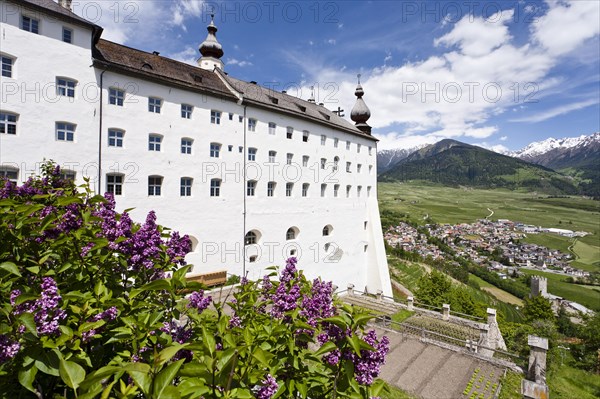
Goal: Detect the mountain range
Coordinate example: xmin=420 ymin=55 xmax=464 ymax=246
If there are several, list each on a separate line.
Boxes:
xmin=377 ymin=132 xmax=599 ymax=197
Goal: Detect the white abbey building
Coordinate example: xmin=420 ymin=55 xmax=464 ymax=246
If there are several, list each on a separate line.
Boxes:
xmin=0 ymin=0 xmax=392 ymax=295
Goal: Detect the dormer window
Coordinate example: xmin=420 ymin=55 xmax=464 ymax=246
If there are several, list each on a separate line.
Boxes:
xmin=21 ymin=16 xmax=39 ymax=34
xmin=142 ymin=62 xmax=153 ymax=70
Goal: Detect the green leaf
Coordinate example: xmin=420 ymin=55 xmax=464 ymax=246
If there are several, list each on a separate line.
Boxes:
xmin=32 ymin=348 xmax=60 ymax=376
xmin=18 ymin=313 xmax=38 ymax=337
xmin=0 ymin=261 xmax=21 ymax=277
xmin=130 ymin=279 xmax=171 ymax=299
xmin=80 ymin=366 xmax=121 ymax=390
xmin=152 ymin=359 xmax=184 ymax=399
xmin=156 ymin=344 xmax=186 ymax=366
xmin=18 ymin=365 xmax=37 ymax=393
xmin=347 ymin=335 xmax=362 ymax=357
xmin=314 ymin=341 xmax=337 ymax=356
xmin=59 ymin=358 xmax=86 ymax=390
xmin=124 ymin=362 xmax=151 ymax=396
xmin=252 ymin=347 xmax=273 ymax=368
xmin=202 ymin=327 xmax=216 ymax=357
xmin=370 ymin=379 xmax=386 ymax=396
xmin=173 ymin=265 xmax=191 ymax=283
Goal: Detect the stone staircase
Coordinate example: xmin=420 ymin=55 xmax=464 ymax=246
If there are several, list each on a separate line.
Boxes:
xmin=373 ymin=326 xmax=505 ymax=399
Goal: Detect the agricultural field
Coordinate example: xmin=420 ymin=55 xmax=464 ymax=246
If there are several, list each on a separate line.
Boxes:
xmin=379 ymin=182 xmax=600 ymax=272
xmin=468 ymin=275 xmax=523 ymax=306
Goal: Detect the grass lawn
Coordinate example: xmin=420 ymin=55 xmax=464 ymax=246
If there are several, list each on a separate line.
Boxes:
xmin=379 ymin=182 xmax=600 ymax=273
xmin=381 ymin=384 xmax=417 ymax=399
xmin=549 ymin=352 xmax=600 ymax=399
xmin=520 ymin=269 xmax=600 ymax=311
xmin=521 ymin=233 xmax=573 ymax=255
xmin=469 ymin=274 xmax=523 ymax=306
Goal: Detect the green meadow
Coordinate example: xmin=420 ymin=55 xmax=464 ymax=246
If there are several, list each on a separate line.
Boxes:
xmin=379 ymin=182 xmax=600 ymax=273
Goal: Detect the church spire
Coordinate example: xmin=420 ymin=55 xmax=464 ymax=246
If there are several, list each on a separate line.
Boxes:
xmin=350 ymin=74 xmax=372 ymax=134
xmin=198 ymin=13 xmax=224 ymax=71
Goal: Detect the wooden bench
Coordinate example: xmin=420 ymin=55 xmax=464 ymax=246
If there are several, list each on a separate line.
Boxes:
xmin=186 ymin=270 xmax=228 ymax=287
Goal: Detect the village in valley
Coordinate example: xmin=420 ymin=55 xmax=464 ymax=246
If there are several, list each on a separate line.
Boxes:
xmin=385 ymin=219 xmax=592 ymax=279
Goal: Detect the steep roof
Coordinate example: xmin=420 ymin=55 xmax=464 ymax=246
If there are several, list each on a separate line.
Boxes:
xmin=16 ymin=0 xmax=101 ymax=30
xmin=223 ymin=75 xmax=375 ymax=140
xmin=93 ymin=40 xmax=237 ymax=100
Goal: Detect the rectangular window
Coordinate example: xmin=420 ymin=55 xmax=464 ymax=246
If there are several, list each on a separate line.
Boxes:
xmin=210 ymin=179 xmax=221 ymax=197
xmin=60 ymin=171 xmax=75 ymax=181
xmin=181 ymin=138 xmax=193 ymax=154
xmin=106 ymin=174 xmax=123 ymax=195
xmin=346 ymin=185 xmax=351 ymax=198
xmin=286 ymin=182 xmax=293 ymax=197
xmin=357 ymin=186 xmax=362 ymax=197
xmin=21 ymin=16 xmax=39 ymax=33
xmin=369 ymin=146 xmax=373 ymax=156
xmin=320 ymin=158 xmax=326 ymax=170
xmin=248 ymin=118 xmax=257 ymax=132
xmin=367 ymin=186 xmax=372 ymax=197
xmin=302 ymin=155 xmax=309 ymax=167
xmin=269 ymin=122 xmax=276 ymax=135
xmin=286 ymin=127 xmax=293 ymax=139
xmin=268 ymin=150 xmax=276 ymax=163
xmin=109 ymin=88 xmax=124 ymax=106
xmin=56 ymin=78 xmax=76 ymax=97
xmin=211 ymin=110 xmax=221 ymax=124
xmin=0 ymin=168 xmax=18 ymax=183
xmin=180 ymin=177 xmax=192 ymax=197
xmin=148 ymin=135 xmax=162 ymax=151
xmin=302 ymin=183 xmax=309 ymax=197
xmin=181 ymin=104 xmax=193 ymax=119
xmin=210 ymin=143 xmax=221 ymax=158
xmin=108 ymin=129 xmax=124 ymax=147
xmin=267 ymin=181 xmax=276 ymax=197
xmin=1 ymin=56 xmax=13 ymax=78
xmin=248 ymin=148 xmax=257 ymax=161
xmin=0 ymin=113 xmax=17 ymax=135
xmin=334 ymin=184 xmax=339 ymax=197
xmin=148 ymin=97 xmax=161 ymax=113
xmin=334 ymin=138 xmax=339 ymax=148
xmin=346 ymin=162 xmax=351 ymax=173
xmin=247 ymin=181 xmax=256 ymax=196
xmin=62 ymin=27 xmax=72 ymax=43
xmin=369 ymin=165 xmax=373 ymax=174
xmin=56 ymin=122 xmax=75 ymax=141
xmin=357 ymin=144 xmax=361 ymax=153
xmin=357 ymin=164 xmax=362 ymax=173
xmin=321 ymin=135 xmax=326 ymax=145
xmin=238 ymin=115 xmax=242 ymax=122
xmin=321 ymin=183 xmax=327 ymax=197
xmin=302 ymin=130 xmax=309 ymax=142
xmin=287 ymin=153 xmax=293 ymax=165
xmin=228 ymin=145 xmax=233 ymax=152
xmin=346 ymin=141 xmax=351 ymax=150
xmin=148 ymin=176 xmax=162 ymax=196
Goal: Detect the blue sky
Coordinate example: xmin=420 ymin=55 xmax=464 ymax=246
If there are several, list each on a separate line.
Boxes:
xmin=72 ymin=0 xmax=600 ymax=151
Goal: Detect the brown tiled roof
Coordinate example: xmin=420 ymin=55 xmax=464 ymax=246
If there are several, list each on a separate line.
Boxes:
xmin=93 ymin=40 xmax=237 ymax=100
xmin=223 ymin=75 xmax=375 ymax=140
xmin=16 ymin=0 xmax=100 ymax=29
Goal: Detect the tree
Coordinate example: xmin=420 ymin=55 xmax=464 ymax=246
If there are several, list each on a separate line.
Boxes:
xmin=0 ymin=163 xmax=391 ymax=398
xmin=523 ymin=295 xmax=554 ymax=323
xmin=416 ymin=270 xmax=452 ymax=307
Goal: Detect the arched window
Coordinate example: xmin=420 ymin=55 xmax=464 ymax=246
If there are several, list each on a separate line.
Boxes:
xmin=333 ymin=156 xmax=339 ymax=171
xmin=188 ymin=236 xmax=199 ymax=252
xmin=322 ymin=225 xmax=332 ymax=237
xmin=245 ymin=230 xmax=260 ymax=245
xmin=286 ymin=227 xmax=298 ymax=240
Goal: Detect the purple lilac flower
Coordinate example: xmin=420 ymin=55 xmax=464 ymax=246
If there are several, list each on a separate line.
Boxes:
xmin=161 ymin=321 xmax=192 ymax=344
xmin=300 ymin=279 xmax=335 ymax=327
xmin=323 ymin=349 xmax=341 ymax=366
xmin=82 ymin=307 xmax=119 ymax=342
xmin=350 ymin=330 xmax=390 ymax=386
xmin=166 ymin=231 xmax=191 ymax=265
xmin=187 ymin=291 xmax=212 ymax=312
xmin=34 ymin=277 xmax=67 ymax=335
xmin=256 ymin=374 xmax=278 ymax=399
xmin=0 ymin=335 xmax=21 ymax=363
xmin=228 ymin=314 xmax=242 ymax=328
xmin=81 ymin=242 xmax=94 ymax=257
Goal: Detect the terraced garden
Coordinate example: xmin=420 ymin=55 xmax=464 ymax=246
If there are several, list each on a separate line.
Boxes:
xmin=462 ymin=367 xmax=501 ymax=399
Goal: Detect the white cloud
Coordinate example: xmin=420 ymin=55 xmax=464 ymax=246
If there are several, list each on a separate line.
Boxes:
xmin=510 ymin=99 xmax=598 ymax=123
xmin=475 ymin=142 xmax=510 ymax=154
xmin=168 ymin=46 xmax=198 ymax=65
xmin=384 ymin=51 xmax=392 ymax=63
xmin=227 ymin=58 xmax=253 ymax=68
xmin=532 ymin=0 xmax=600 ymax=56
xmin=327 ymin=39 xmax=337 ymax=45
xmin=500 ymin=136 xmax=508 ymax=141
xmin=287 ymin=0 xmax=598 ymax=150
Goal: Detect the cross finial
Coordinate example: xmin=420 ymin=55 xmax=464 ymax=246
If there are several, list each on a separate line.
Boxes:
xmin=357 ymin=73 xmax=361 ymax=84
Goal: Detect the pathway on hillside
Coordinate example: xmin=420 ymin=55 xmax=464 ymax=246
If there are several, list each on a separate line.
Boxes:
xmin=486 ymin=208 xmax=494 ymax=219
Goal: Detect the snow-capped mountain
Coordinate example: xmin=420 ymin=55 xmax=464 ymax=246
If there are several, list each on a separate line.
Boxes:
xmin=377 ymin=144 xmax=430 ymax=173
xmin=509 ymin=132 xmax=600 ymax=160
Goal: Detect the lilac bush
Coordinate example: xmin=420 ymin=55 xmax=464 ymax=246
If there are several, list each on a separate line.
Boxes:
xmin=0 ymin=162 xmax=390 ymax=399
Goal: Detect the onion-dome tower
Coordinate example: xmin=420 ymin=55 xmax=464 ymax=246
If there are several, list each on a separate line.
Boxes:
xmin=350 ymin=74 xmax=372 ymax=134
xmin=198 ymin=14 xmax=224 ymax=71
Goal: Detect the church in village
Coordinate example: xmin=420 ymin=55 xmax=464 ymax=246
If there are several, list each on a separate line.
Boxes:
xmin=0 ymin=0 xmax=392 ymax=295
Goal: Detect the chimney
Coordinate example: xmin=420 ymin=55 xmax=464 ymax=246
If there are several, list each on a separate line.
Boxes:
xmin=59 ymin=0 xmax=73 ymax=11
